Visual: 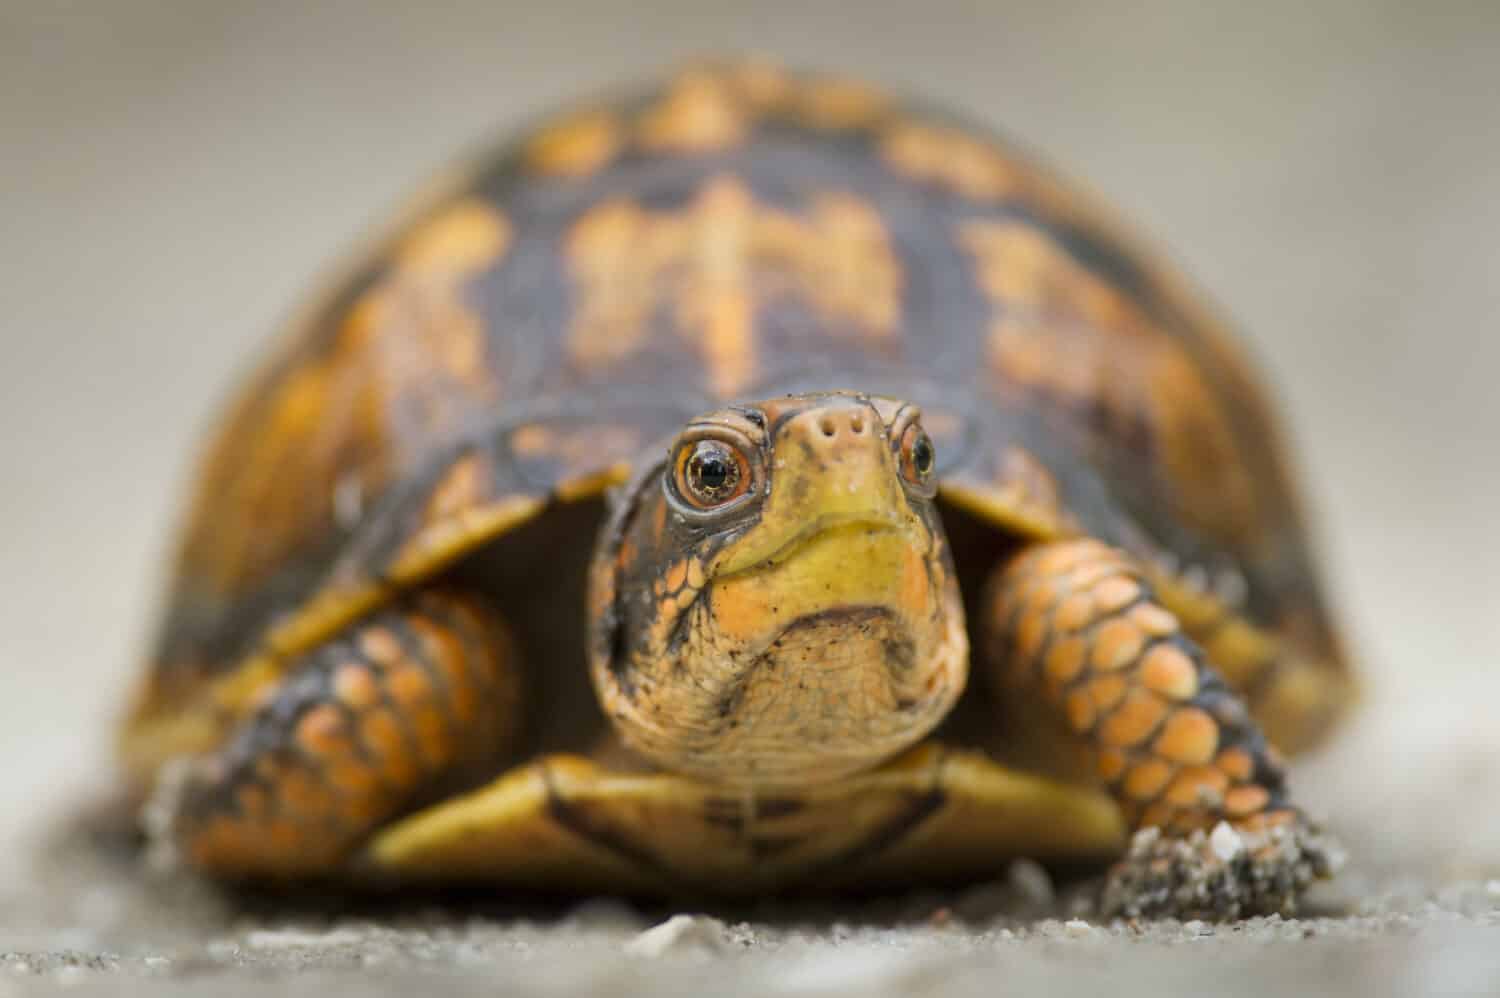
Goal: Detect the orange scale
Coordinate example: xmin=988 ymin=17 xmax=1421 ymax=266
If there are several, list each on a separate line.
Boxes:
xmin=294 ymin=703 xmax=347 ymax=757
xmin=1098 ymin=689 xmax=1169 ymax=748
xmin=333 ymin=662 xmax=383 ymax=712
xmin=1036 ymin=542 xmax=1093 ymax=576
xmin=1043 ymin=636 xmax=1088 ymax=686
xmin=1223 ymin=784 xmax=1271 ymax=819
xmin=1163 ymin=765 xmax=1230 ymax=808
xmin=1085 ymin=673 xmax=1129 ymax=714
xmin=1128 ymin=603 xmax=1179 ymax=638
xmin=1153 ymin=707 xmax=1219 ymax=765
xmin=1214 ymin=747 xmax=1255 ymax=782
xmin=1092 ymin=576 xmax=1141 ymax=614
xmin=1012 ymin=608 xmax=1051 ymax=664
xmin=1020 ymin=577 xmax=1063 ymax=618
xmin=1089 ymin=618 xmax=1145 ymax=672
xmin=998 ymin=567 xmax=1046 ymax=609
xmin=1259 ymin=808 xmax=1298 ymax=830
xmin=1139 ymin=644 xmax=1199 ymax=701
xmin=385 ymin=661 xmax=437 ymax=711
xmin=1096 ymin=746 xmax=1128 ymax=783
xmin=1066 ymin=560 xmax=1127 ymax=592
xmin=1123 ymin=758 xmax=1174 ymax=801
xmin=1052 ymin=593 xmax=1097 ymax=633
xmin=410 ymin=622 xmax=474 ymax=703
xmin=1064 ymin=688 xmax=1097 ymax=732
xmin=358 ymin=626 xmax=405 ymax=667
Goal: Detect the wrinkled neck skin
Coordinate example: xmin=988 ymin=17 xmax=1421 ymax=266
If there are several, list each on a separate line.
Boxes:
xmin=588 ymin=393 xmax=969 ymax=791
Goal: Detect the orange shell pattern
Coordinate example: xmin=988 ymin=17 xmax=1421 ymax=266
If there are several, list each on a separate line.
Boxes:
xmin=137 ymin=63 xmax=1344 ymax=738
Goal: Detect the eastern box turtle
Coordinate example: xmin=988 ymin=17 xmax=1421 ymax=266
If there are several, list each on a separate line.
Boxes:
xmin=119 ymin=63 xmax=1353 ymax=918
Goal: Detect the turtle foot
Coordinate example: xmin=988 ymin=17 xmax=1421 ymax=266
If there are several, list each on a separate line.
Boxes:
xmin=1100 ymin=818 xmax=1345 ymax=920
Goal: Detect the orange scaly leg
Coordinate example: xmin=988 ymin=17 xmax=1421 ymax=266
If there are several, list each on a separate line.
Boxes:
xmin=983 ymin=539 xmax=1341 ymax=917
xmin=149 ymin=590 xmax=522 ymax=879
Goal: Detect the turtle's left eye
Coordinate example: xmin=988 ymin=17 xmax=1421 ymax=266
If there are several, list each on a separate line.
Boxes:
xmin=898 ymin=422 xmax=936 ymax=489
xmin=675 ymin=438 xmax=751 ymax=510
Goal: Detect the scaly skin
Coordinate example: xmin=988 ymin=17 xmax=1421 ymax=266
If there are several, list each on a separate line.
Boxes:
xmin=157 ymin=591 xmax=520 ymax=878
xmin=984 ymin=539 xmax=1340 ymax=916
xmin=984 ymin=538 xmax=1295 ymax=835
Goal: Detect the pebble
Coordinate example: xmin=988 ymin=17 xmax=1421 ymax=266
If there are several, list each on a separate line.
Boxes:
xmin=1210 ymin=821 xmax=1245 ymax=861
xmin=624 ymin=914 xmax=732 ymax=958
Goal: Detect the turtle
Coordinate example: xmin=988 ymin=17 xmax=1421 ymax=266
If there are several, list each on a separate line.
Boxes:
xmin=118 ymin=62 xmax=1354 ymax=917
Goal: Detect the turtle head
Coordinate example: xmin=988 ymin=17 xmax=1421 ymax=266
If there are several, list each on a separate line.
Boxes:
xmin=588 ymin=392 xmax=968 ymax=789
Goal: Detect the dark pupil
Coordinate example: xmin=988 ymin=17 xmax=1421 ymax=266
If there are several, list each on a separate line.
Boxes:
xmin=689 ymin=443 xmax=738 ymax=497
xmin=912 ymin=434 xmax=934 ymax=474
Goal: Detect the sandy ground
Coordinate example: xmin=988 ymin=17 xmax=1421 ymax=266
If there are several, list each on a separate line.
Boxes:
xmin=0 ymin=696 xmax=1495 ymax=996
xmin=17 ymin=703 xmax=1500 ymax=997
xmin=3 ymin=2 xmax=1499 ymax=995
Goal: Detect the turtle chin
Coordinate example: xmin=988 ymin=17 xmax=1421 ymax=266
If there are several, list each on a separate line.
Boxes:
xmin=605 ymin=516 xmax=970 ymax=791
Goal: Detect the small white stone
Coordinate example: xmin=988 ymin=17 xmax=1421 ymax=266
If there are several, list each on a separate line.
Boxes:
xmin=624 ymin=914 xmax=730 ymax=958
xmin=1063 ymin=918 xmax=1094 ymax=938
xmin=1211 ymin=820 xmax=1245 ymax=862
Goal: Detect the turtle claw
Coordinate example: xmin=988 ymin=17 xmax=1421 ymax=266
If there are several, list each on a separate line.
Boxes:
xmin=1100 ymin=818 xmax=1346 ymax=921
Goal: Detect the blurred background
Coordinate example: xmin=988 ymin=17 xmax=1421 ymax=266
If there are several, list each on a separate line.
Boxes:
xmin=0 ymin=2 xmax=1495 ymax=884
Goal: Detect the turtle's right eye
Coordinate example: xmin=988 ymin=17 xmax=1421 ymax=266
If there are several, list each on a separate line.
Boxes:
xmin=674 ymin=438 xmax=751 ymax=510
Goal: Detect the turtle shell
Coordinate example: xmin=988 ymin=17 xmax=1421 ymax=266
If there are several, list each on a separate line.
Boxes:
xmin=122 ymin=62 xmax=1346 ymax=786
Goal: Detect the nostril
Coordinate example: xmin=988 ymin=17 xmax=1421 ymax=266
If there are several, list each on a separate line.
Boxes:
xmin=849 ymin=414 xmax=865 ymax=434
xmin=819 ymin=417 xmax=837 ymax=438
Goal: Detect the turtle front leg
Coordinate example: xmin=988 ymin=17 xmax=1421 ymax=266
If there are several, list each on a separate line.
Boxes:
xmin=148 ymin=590 xmax=522 ymax=879
xmin=982 ymin=539 xmax=1341 ymax=918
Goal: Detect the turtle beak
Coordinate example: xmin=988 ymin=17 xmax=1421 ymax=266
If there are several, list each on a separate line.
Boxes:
xmin=714 ymin=397 xmax=914 ymax=576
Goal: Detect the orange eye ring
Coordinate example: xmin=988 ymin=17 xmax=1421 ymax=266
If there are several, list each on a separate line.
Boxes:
xmin=674 ymin=438 xmax=752 ymax=510
xmin=898 ymin=421 xmax=937 ymax=491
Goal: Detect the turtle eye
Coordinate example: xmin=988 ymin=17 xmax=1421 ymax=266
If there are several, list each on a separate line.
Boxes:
xmin=898 ymin=422 xmax=936 ymax=488
xmin=675 ymin=438 xmax=751 ymax=510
